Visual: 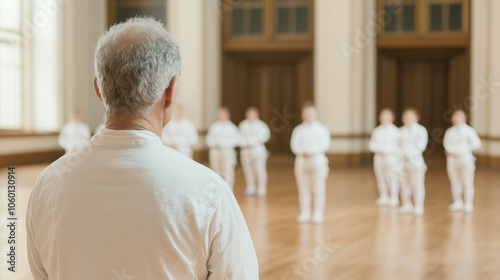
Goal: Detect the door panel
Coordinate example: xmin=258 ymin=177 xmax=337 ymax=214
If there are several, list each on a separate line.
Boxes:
xmin=223 ymin=52 xmax=313 ymax=154
xmin=377 ymin=48 xmax=469 ymax=157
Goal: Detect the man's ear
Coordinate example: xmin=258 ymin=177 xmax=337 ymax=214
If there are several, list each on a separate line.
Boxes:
xmin=164 ymin=75 xmax=178 ymax=110
xmin=94 ymin=77 xmax=103 ymax=102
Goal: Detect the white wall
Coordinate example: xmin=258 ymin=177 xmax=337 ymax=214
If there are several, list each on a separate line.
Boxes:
xmin=168 ymin=0 xmax=220 ymax=132
xmin=63 ymin=0 xmax=107 ymax=131
xmin=471 ymin=0 xmax=500 ymax=157
xmin=315 ymin=0 xmax=376 ymax=154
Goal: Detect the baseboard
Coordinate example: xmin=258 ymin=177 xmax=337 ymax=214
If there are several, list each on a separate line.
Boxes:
xmin=476 ymin=155 xmax=500 ymax=168
xmin=0 ymin=150 xmax=64 ymax=167
xmin=193 ymin=148 xmax=209 ymax=163
xmin=326 ymin=152 xmax=373 ymax=167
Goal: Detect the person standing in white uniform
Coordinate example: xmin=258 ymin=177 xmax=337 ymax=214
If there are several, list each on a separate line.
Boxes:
xmin=398 ymin=109 xmax=428 ymax=216
xmin=444 ymin=109 xmax=481 ymax=213
xmin=58 ymin=110 xmax=91 ymax=153
xmin=239 ymin=107 xmax=271 ymax=197
xmin=369 ymin=109 xmax=400 ymax=207
xmin=291 ymin=105 xmax=331 ymax=224
xmin=26 ymin=18 xmax=258 ymax=280
xmin=161 ymin=105 xmax=199 ymax=158
xmin=206 ymin=108 xmax=241 ymax=190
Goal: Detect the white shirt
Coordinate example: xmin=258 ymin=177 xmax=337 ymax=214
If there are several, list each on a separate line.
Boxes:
xmin=443 ymin=123 xmax=481 ymax=157
xmin=58 ymin=121 xmax=91 ymax=153
xmin=399 ymin=123 xmax=428 ymax=168
xmin=290 ymin=121 xmax=331 ymax=156
xmin=369 ymin=124 xmax=401 ymax=156
xmin=26 ymin=129 xmax=258 ymax=280
xmin=239 ymin=119 xmax=271 ymax=151
xmin=161 ymin=117 xmax=199 ymax=155
xmin=206 ymin=120 xmax=241 ymax=150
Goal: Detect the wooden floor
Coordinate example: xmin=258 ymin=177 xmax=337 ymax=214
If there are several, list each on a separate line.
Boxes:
xmin=1 ymin=156 xmax=500 ymax=280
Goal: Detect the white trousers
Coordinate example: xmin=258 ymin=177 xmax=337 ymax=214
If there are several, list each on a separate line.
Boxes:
xmin=209 ymin=148 xmax=237 ymax=190
xmin=447 ymin=155 xmax=475 ymax=207
xmin=400 ymin=161 xmax=426 ymax=210
xmin=373 ymin=154 xmax=399 ymax=202
xmin=240 ymin=147 xmax=268 ymax=194
xmin=294 ymin=155 xmax=329 ymax=218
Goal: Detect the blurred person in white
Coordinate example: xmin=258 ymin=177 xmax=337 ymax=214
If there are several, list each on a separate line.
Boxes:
xmin=291 ymin=104 xmax=331 ymax=224
xmin=57 ymin=109 xmax=91 ymax=153
xmin=398 ymin=108 xmax=428 ymax=216
xmin=369 ymin=108 xmax=401 ymax=207
xmin=161 ymin=104 xmax=199 ymax=158
xmin=206 ymin=107 xmax=241 ymax=190
xmin=444 ymin=109 xmax=482 ymax=213
xmin=239 ymin=107 xmax=271 ymax=197
xmin=26 ymin=17 xmax=258 ymax=280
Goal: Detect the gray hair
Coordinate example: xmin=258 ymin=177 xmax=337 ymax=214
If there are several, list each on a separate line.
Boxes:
xmin=94 ymin=17 xmax=181 ymax=116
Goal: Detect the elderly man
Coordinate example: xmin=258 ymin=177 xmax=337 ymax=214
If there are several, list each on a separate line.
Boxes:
xmin=26 ymin=18 xmax=258 ymax=280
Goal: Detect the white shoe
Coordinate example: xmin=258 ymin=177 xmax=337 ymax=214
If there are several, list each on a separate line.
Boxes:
xmin=312 ymin=215 xmax=324 ymax=224
xmin=376 ymin=196 xmax=389 ymax=206
xmin=256 ymin=189 xmax=267 ymax=197
xmin=399 ymin=205 xmax=413 ymax=214
xmin=413 ymin=208 xmax=424 ymax=216
xmin=389 ymin=198 xmax=399 ymax=208
xmin=243 ymin=189 xmax=256 ymax=196
xmin=297 ymin=214 xmax=311 ymax=223
xmin=464 ymin=205 xmax=474 ymax=213
xmin=448 ymin=202 xmax=464 ymax=212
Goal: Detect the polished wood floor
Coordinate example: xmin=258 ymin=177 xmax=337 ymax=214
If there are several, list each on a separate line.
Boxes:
xmin=1 ymin=156 xmax=499 ymax=280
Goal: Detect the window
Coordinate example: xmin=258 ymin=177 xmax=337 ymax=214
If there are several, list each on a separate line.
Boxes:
xmin=0 ymin=0 xmax=62 ymax=131
xmin=383 ymin=0 xmax=416 ymax=34
xmin=380 ymin=0 xmax=466 ymax=36
xmin=0 ymin=0 xmax=22 ymax=129
xmin=230 ymin=0 xmax=264 ymax=36
xmin=429 ymin=0 xmax=464 ymax=33
xmin=224 ymin=0 xmax=311 ymax=38
xmin=110 ymin=0 xmax=167 ymax=26
xmin=276 ymin=0 xmax=310 ymax=35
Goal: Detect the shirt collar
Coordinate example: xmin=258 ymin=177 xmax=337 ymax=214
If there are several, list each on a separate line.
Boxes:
xmin=91 ymin=128 xmax=163 ymax=146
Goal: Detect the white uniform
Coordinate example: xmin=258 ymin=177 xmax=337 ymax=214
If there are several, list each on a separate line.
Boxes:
xmin=161 ymin=117 xmax=199 ymax=159
xmin=239 ymin=119 xmax=271 ymax=196
xmin=58 ymin=121 xmax=91 ymax=153
xmin=206 ymin=120 xmax=241 ymax=190
xmin=369 ymin=124 xmax=401 ymax=206
xmin=27 ymin=129 xmax=258 ymax=279
xmin=443 ymin=123 xmax=481 ymax=211
xmin=398 ymin=123 xmax=428 ymax=214
xmin=291 ymin=121 xmax=331 ymax=222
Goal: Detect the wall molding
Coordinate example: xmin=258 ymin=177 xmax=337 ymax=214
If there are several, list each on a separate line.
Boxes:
xmin=0 ymin=150 xmax=64 ymax=167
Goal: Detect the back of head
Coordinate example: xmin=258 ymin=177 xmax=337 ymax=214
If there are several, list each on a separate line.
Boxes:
xmin=94 ymin=17 xmax=181 ymax=117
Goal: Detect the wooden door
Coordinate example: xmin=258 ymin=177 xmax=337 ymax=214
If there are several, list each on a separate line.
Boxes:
xmin=377 ymin=48 xmax=469 ymax=157
xmin=222 ymin=51 xmax=313 ymax=155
